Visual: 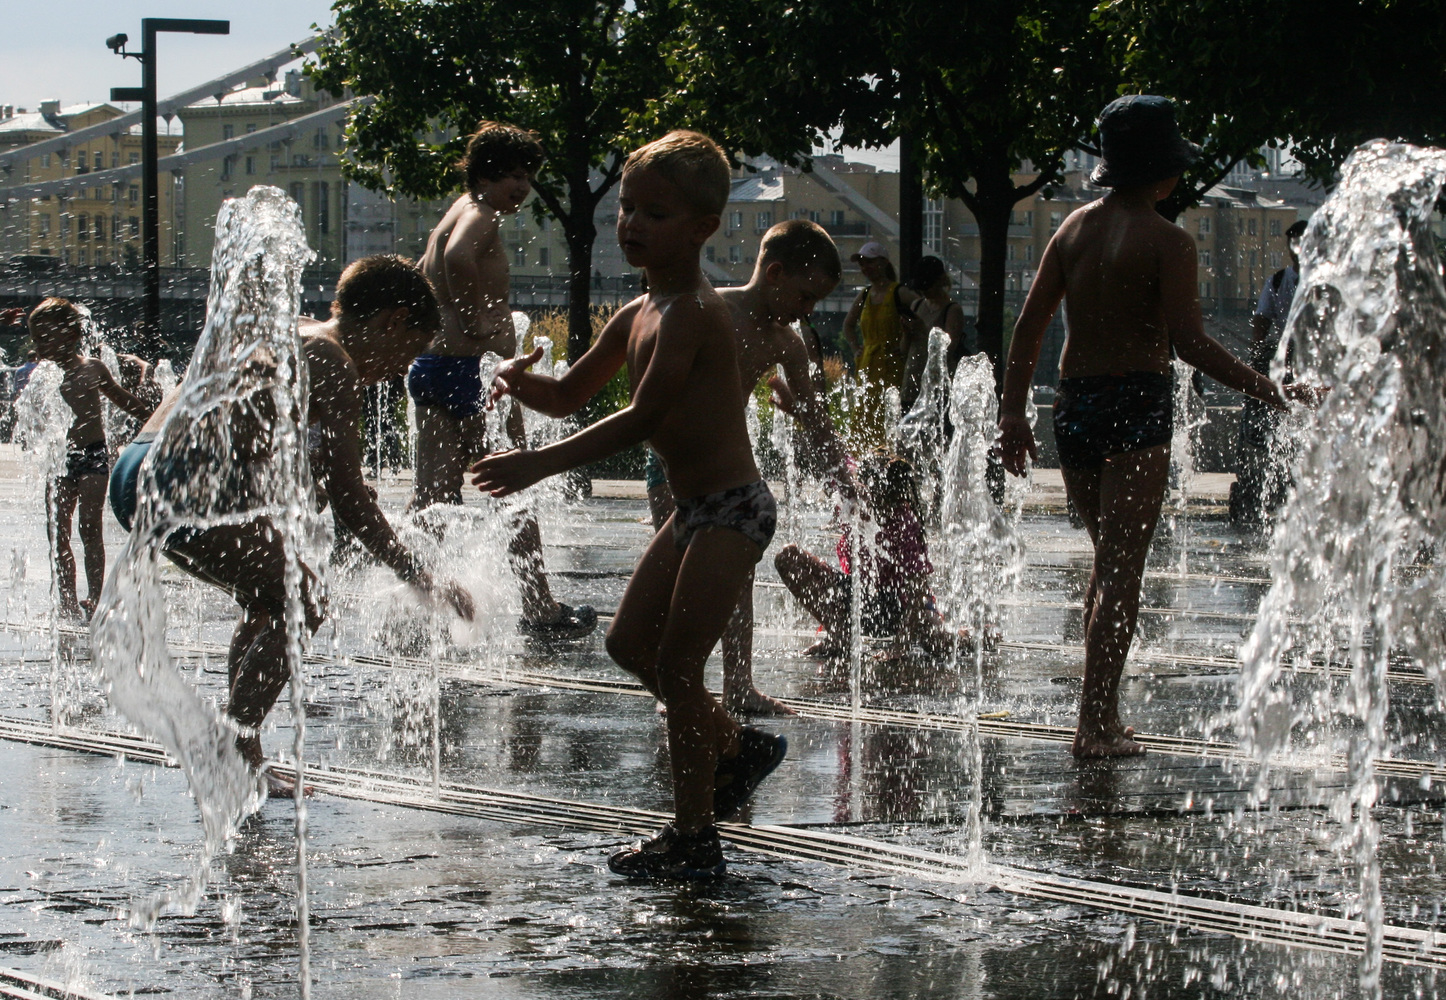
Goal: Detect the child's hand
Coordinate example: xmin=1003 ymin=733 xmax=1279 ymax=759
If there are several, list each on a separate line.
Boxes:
xmin=997 ymin=414 xmax=1037 ymax=477
xmin=768 ymin=373 xmax=798 ymax=415
xmin=469 ymin=448 xmax=549 ymax=497
xmin=436 ymin=579 xmax=475 ymax=621
xmin=0 ymin=308 xmax=24 ymax=327
xmin=1284 ymin=382 xmax=1330 ymax=408
xmin=488 ymin=346 xmax=545 ymax=409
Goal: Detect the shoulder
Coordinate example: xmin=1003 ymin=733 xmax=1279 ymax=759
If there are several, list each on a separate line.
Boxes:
xmin=303 ymin=335 xmax=357 ymax=392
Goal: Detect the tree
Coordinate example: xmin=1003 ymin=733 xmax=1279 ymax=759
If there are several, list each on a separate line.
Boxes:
xmin=1099 ymin=0 xmax=1446 ymax=219
xmin=309 ymin=0 xmax=686 ymax=361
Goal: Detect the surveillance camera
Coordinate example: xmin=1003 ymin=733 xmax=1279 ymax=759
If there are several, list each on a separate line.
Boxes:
xmin=106 ymin=33 xmax=128 ymax=53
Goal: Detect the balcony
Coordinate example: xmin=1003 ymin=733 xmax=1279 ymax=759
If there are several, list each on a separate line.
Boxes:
xmin=822 ymin=220 xmax=871 ymax=238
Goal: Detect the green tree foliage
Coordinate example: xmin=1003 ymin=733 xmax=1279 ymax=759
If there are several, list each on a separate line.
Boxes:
xmin=309 ymin=0 xmax=686 ymax=361
xmin=1100 ymin=0 xmax=1446 ymax=219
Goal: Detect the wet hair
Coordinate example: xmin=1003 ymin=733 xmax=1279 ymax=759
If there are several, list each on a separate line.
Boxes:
xmin=28 ymin=297 xmax=82 ymax=335
xmin=623 ymin=130 xmax=731 ymax=216
xmin=1286 ymin=220 xmax=1307 ymax=240
xmin=457 ymin=120 xmax=544 ymax=193
xmin=333 ymin=255 xmax=441 ymax=335
xmin=759 ymin=220 xmax=842 ymax=279
xmin=907 ymin=255 xmax=948 ymax=292
xmin=858 ymin=450 xmax=920 ymax=513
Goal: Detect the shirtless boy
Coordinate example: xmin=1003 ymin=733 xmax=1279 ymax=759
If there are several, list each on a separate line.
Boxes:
xmin=110 ymin=256 xmax=474 ymax=784
xmin=27 ymin=298 xmax=153 ymax=617
xmin=411 ymin=120 xmax=593 ymax=638
xmin=473 ymin=131 xmax=787 ymax=879
xmin=646 ymin=219 xmax=848 ymax=715
xmin=998 ymin=96 xmax=1292 ymax=758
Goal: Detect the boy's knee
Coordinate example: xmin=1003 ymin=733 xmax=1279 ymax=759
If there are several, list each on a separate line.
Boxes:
xmin=603 ymin=626 xmax=641 ymax=673
xmin=773 ymin=543 xmax=801 ymax=573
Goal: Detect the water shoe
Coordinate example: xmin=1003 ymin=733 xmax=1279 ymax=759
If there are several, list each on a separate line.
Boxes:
xmin=519 ymin=603 xmax=598 ymax=640
xmin=713 ymin=727 xmax=787 ymax=821
xmin=608 ymin=824 xmax=725 ymax=879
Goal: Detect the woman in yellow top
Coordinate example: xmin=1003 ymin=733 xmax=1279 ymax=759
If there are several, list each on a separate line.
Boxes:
xmin=842 ymin=242 xmax=919 ymax=448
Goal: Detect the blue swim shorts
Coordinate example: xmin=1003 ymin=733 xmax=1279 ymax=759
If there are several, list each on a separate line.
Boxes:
xmin=407 ymin=354 xmax=486 ymax=420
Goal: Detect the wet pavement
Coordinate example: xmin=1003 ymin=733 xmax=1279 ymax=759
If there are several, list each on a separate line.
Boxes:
xmin=0 ymin=469 xmax=1443 ymax=998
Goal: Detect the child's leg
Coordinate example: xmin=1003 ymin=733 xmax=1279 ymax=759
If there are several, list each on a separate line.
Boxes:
xmin=1060 ymin=445 xmax=1170 ymax=758
xmin=774 ymin=544 xmax=851 ymax=638
xmin=605 ymin=521 xmax=687 ymax=700
xmin=75 ymin=473 xmax=107 ymax=610
xmin=655 ymin=527 xmax=761 ymax=832
xmin=410 ymin=406 xmax=466 ymax=510
xmin=721 ymin=571 xmax=794 ymax=716
xmin=47 ymin=477 xmax=80 ymax=614
xmin=495 ymin=407 xmax=571 ymax=624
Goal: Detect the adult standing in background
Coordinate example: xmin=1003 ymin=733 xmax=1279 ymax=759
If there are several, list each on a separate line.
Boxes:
xmin=1230 ymin=218 xmax=1306 ymax=524
xmin=901 ymin=255 xmax=966 ymax=409
xmin=841 ymin=242 xmax=918 ymax=447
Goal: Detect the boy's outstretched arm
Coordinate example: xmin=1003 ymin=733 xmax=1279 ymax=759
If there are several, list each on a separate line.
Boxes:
xmin=310 ymin=345 xmax=473 ymax=619
xmin=1162 ymin=231 xmax=1286 ymax=410
xmin=774 ymin=334 xmax=853 ymax=499
xmin=490 ymin=301 xmax=636 ymax=418
xmin=94 ymin=362 xmax=155 ymax=421
xmin=998 ymin=239 xmax=1066 ymax=475
xmin=473 ymin=297 xmax=708 ymax=497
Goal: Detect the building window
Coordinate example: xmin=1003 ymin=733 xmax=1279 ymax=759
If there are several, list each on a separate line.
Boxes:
xmin=1249 ymin=251 xmax=1257 ymax=268
xmin=38 ymin=215 xmax=51 ymax=235
xmin=1248 ymin=217 xmax=1257 ymax=236
xmin=221 ymin=156 xmax=234 ymax=181
xmin=128 ymin=216 xmax=139 ymax=237
xmin=756 ymin=211 xmax=773 ymax=232
xmin=704 ymin=245 xmax=716 ymax=262
xmin=94 ymin=151 xmax=103 ymax=171
xmin=1007 ymin=243 xmax=1016 ymax=261
xmin=41 ymin=153 xmax=50 ymax=167
xmin=538 ymin=246 xmax=550 ymax=267
xmin=129 ymin=153 xmax=138 ymax=165
xmin=728 ymin=210 xmax=743 ymax=232
xmin=924 ymin=198 xmax=944 ymax=253
xmin=313 ymin=181 xmax=330 ymax=234
xmin=1271 ymin=251 xmax=1282 ymax=268
xmin=111 ymin=152 xmax=119 ymax=169
xmin=1025 ymin=244 xmax=1035 ymax=263
xmin=1013 ymin=209 xmax=1033 ymax=226
xmin=1199 ymin=281 xmax=1211 ymax=297
xmin=728 ymin=244 xmax=741 ymax=263
xmin=829 ymin=210 xmax=845 ymax=226
xmin=289 ymin=182 xmax=305 ymax=211
xmin=76 ymin=248 xmax=86 ymax=266
xmin=513 ymin=245 xmax=525 ymax=267
xmin=128 ymin=185 xmax=138 ymax=203
xmin=1269 ymin=219 xmax=1281 ymax=236
xmin=95 ymin=216 xmax=106 ymax=242
xmin=1198 ymin=249 xmax=1211 ymax=267
xmin=223 ymin=124 xmax=235 ymax=140
xmin=78 ymin=214 xmax=89 ymax=241
xmin=246 ymin=123 xmax=256 ymax=134
xmin=1049 ymin=211 xmax=1062 ymax=231
xmin=245 ymin=156 xmax=255 ymax=175
xmin=514 ymin=213 xmax=526 ymax=230
xmin=1198 ymin=217 xmax=1211 ymax=236
xmin=270 ymin=155 xmax=280 ymax=172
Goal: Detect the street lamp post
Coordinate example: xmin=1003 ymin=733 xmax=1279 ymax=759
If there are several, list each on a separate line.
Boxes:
xmin=108 ymin=18 xmax=229 ymax=353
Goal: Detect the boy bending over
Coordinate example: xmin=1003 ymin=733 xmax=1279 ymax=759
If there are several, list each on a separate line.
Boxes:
xmin=110 ymin=256 xmax=473 ymax=785
xmin=473 ymin=131 xmax=787 ymax=879
xmin=411 ymin=120 xmax=593 ymax=639
xmin=28 ymin=298 xmax=153 ymax=617
xmin=647 ymin=219 xmax=849 ymax=715
xmin=998 ymin=96 xmax=1292 ymax=758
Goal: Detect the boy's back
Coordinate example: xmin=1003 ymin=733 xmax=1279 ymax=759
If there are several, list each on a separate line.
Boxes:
xmin=1051 ymin=198 xmax=1191 ymax=379
xmin=420 ymin=195 xmax=513 ymax=358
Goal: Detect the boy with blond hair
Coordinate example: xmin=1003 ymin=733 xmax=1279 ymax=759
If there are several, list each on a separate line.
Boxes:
xmin=26 ymin=298 xmax=153 ymax=617
xmin=646 ymin=218 xmax=849 ymax=715
xmin=412 ymin=120 xmax=593 ymax=639
xmin=473 ymin=131 xmax=786 ymax=878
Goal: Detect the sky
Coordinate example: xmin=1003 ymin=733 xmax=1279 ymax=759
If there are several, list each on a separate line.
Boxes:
xmin=1 ymin=1 xmax=896 ymax=169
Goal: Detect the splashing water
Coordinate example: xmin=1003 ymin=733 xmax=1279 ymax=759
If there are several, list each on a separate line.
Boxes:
xmin=89 ymin=187 xmax=322 ymax=988
xmin=897 ymin=329 xmax=952 ymax=524
xmin=1238 ymin=141 xmax=1446 ymax=998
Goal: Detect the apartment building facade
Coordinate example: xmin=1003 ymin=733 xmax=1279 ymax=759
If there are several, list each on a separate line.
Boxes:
xmin=0 ymin=101 xmax=182 ymax=266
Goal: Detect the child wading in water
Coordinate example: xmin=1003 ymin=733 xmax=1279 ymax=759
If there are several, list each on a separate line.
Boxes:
xmin=998 ymin=96 xmax=1293 ymax=758
xmin=473 ymin=131 xmax=787 ymax=879
xmin=27 ymin=298 xmax=154 ymax=618
xmin=775 ymin=453 xmax=952 ymax=661
xmin=110 ymin=256 xmax=474 ymax=789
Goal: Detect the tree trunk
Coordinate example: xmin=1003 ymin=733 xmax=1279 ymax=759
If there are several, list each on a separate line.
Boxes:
xmin=563 ymin=204 xmax=598 ymax=364
xmin=973 ymin=190 xmax=1013 ymax=394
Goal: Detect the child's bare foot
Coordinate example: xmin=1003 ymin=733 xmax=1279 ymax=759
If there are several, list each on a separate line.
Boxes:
xmin=258 ymin=764 xmax=315 ymax=798
xmin=1071 ymin=724 xmax=1145 ymax=759
xmin=724 ymin=687 xmax=795 ymax=717
xmin=57 ymin=600 xmax=82 ymax=620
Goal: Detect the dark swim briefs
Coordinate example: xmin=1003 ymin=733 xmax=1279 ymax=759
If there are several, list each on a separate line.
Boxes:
xmin=407 ymin=354 xmax=486 ymax=420
xmin=63 ymin=440 xmax=110 ymax=479
xmin=672 ymin=479 xmax=777 ymax=558
xmin=1052 ymin=372 xmax=1173 ymax=470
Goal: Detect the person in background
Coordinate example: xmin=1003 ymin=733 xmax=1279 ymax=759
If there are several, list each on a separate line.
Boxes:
xmin=1230 ymin=218 xmax=1307 ymax=524
xmin=902 ymin=255 xmax=966 ymax=408
xmin=841 ymin=242 xmax=919 ymax=448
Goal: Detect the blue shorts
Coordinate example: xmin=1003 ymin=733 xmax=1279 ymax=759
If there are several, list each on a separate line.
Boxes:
xmin=407 ymin=354 xmax=486 ymax=420
xmin=644 ymin=448 xmax=668 ymax=492
xmin=109 ymin=433 xmax=154 ymax=531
